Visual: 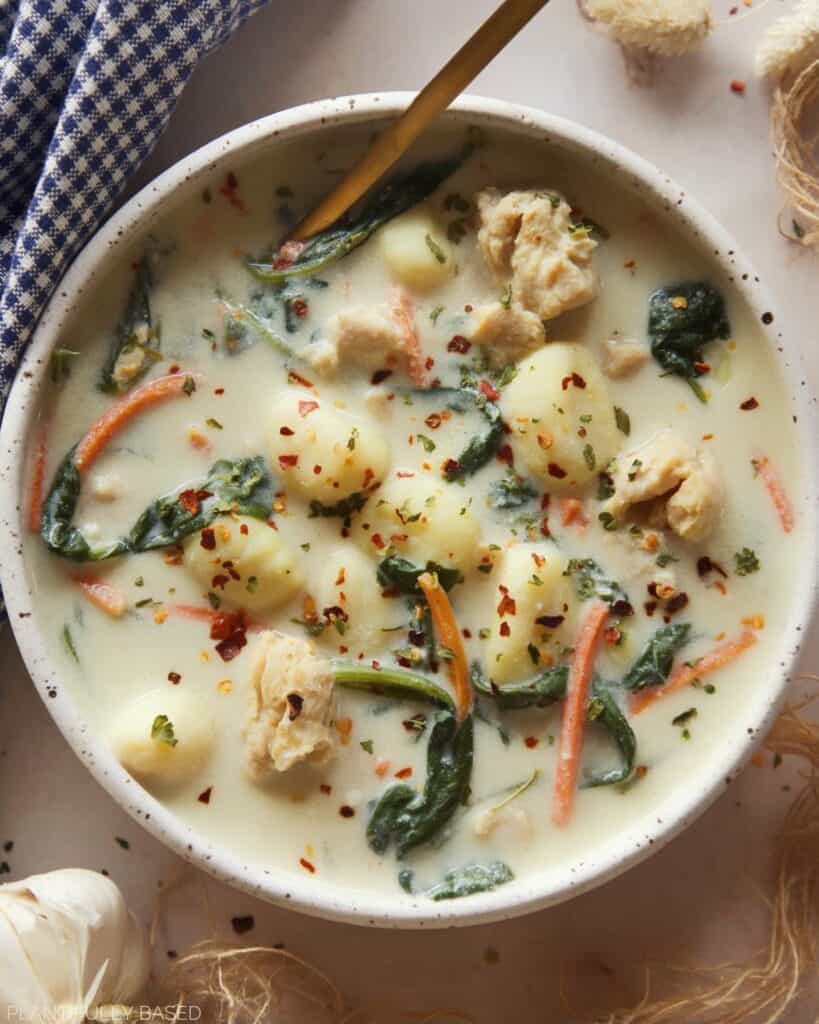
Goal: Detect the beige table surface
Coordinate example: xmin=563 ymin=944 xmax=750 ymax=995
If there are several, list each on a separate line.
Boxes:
xmin=2 ymin=1 xmax=818 ymax=1020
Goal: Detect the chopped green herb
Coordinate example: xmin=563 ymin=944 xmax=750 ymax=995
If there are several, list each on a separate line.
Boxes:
xmin=151 ymin=714 xmax=178 ymax=747
xmin=597 ymin=473 xmax=615 ymax=501
xmin=246 ymin=575 xmax=259 ymax=594
xmin=207 ymin=591 xmax=221 ymax=610
xmin=613 ymin=406 xmax=631 ymax=435
xmin=430 ymin=305 xmax=445 ymax=324
xmin=672 ymin=707 xmax=698 ymax=727
xmin=347 ymin=427 xmax=359 ymax=451
xmin=182 ymin=376 xmax=196 ymax=396
xmin=360 ymin=739 xmax=374 ymax=755
xmin=598 ymin=511 xmax=617 ymax=531
xmin=583 ymin=443 xmax=596 ymax=471
xmin=205 ymin=417 xmax=223 ymax=430
xmin=500 ymin=283 xmax=512 ymax=309
xmin=425 ymin=234 xmax=447 ymax=264
xmin=527 ymin=642 xmax=541 ymax=666
xmin=734 ymin=547 xmax=760 ymax=576
xmin=655 ymin=552 xmax=678 ymax=568
xmin=417 ymin=433 xmax=436 ymax=453
xmin=63 ymin=624 xmax=79 ymax=663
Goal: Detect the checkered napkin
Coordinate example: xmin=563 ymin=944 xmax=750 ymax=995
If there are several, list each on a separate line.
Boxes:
xmin=0 ymin=0 xmax=269 ymax=419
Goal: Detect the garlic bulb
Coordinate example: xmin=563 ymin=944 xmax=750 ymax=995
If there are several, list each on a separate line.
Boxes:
xmin=756 ymin=0 xmax=819 ymax=82
xmin=0 ymin=869 xmax=149 ymax=1022
xmin=585 ymin=0 xmax=713 ymax=57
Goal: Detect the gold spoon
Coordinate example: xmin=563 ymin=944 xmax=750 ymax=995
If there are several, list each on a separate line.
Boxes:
xmin=289 ymin=0 xmax=551 ymax=242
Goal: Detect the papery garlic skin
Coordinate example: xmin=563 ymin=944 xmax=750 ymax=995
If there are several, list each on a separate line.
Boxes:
xmin=586 ymin=0 xmax=713 ymax=57
xmin=756 ymin=0 xmax=819 ymax=82
xmin=0 ymin=869 xmax=149 ymax=1023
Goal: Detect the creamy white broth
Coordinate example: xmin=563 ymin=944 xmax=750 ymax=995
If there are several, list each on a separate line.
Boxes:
xmin=25 ymin=125 xmax=805 ymax=901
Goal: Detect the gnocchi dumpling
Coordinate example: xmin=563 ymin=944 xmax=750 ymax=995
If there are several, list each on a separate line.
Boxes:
xmin=378 ymin=207 xmax=454 ymax=292
xmin=183 ymin=515 xmax=303 ymax=611
xmin=110 ymin=688 xmax=215 ymax=791
xmin=500 ymin=343 xmax=621 ymax=489
xmin=353 ymin=472 xmax=481 ymax=573
xmin=314 ymin=544 xmax=406 ymax=654
xmin=269 ymin=392 xmax=390 ymax=505
xmin=482 ymin=543 xmax=575 ymax=685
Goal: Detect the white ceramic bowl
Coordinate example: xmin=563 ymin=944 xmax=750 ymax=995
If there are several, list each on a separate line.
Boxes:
xmin=2 ymin=93 xmax=817 ymax=928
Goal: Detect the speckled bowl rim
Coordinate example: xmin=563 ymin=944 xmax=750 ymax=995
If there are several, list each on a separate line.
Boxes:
xmin=1 ymin=93 xmax=817 ymax=929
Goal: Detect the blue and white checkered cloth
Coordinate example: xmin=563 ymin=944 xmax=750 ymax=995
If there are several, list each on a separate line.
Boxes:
xmin=0 ymin=0 xmax=269 ymax=419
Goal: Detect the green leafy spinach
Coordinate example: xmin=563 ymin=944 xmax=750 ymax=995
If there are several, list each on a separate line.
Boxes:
xmin=622 ymin=623 xmax=692 ymax=691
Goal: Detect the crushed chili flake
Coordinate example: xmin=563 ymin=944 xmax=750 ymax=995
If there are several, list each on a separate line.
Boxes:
xmin=604 ymin=626 xmax=622 ymax=646
xmin=425 ymin=356 xmax=435 ymax=371
xmin=336 ymin=717 xmax=353 ymax=736
xmin=219 ymin=172 xmax=248 ymax=213
xmin=168 ymin=364 xmax=181 ymax=374
xmin=624 ymin=259 xmax=637 ymax=269
xmin=447 ymin=335 xmax=471 ymax=354
xmin=497 ymin=444 xmax=514 ymax=465
xmin=214 ymin=387 xmax=225 ymax=396
xmin=339 ymin=805 xmax=356 ymax=818
xmin=548 ymin=462 xmax=567 ymax=479
xmin=292 ymin=298 xmax=309 ymax=319
xmin=524 ymin=736 xmax=539 ymax=749
xmin=299 ymin=858 xmax=316 ymax=873
xmin=279 ymin=425 xmax=294 ymax=436
xmin=425 ymin=412 xmax=443 ymax=429
xmin=200 ymin=527 xmax=216 ymax=550
xmin=561 ymin=372 xmax=586 ymax=391
xmin=442 ymin=458 xmax=460 ymax=477
xmin=287 ymin=693 xmax=304 ymax=720
xmin=371 ymin=368 xmax=393 ymax=385
xmin=479 ymin=379 xmax=500 ymax=401
xmin=298 ymin=400 xmax=319 ymax=417
xmin=210 ymin=610 xmax=248 ymax=661
xmin=645 ymin=601 xmax=657 ymax=617
xmin=740 ymin=397 xmax=759 ymax=411
xmin=497 ymin=592 xmax=517 ymax=617
xmin=288 ymin=369 xmax=314 ymax=388
xmin=167 ymin=671 xmax=181 ymax=685
xmin=278 ymin=454 xmax=299 ymax=469
xmin=697 ymin=555 xmax=728 ymax=579
xmin=536 ymin=614 xmax=565 ymax=629
xmin=178 ymin=489 xmax=200 ymax=515
xmin=395 ymin=766 xmax=413 ymax=779
xmin=396 ymin=470 xmax=415 ymax=478
xmin=197 ymin=787 xmax=213 ymax=804
xmin=371 ymin=532 xmax=386 ymax=549
xmin=313 ymin=464 xmax=322 ymax=475
xmin=239 ymin=523 xmax=249 ymax=536
xmin=320 ymin=783 xmax=332 ymax=795
xmin=499 ymin=621 xmax=511 ymax=638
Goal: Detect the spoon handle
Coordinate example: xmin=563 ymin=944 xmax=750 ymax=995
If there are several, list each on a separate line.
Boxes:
xmin=289 ymin=0 xmax=550 ymax=242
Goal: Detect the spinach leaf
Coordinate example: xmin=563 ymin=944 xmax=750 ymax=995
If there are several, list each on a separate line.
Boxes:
xmin=470 ymin=661 xmax=568 ymax=710
xmin=564 ymin=558 xmax=633 ymax=616
xmin=41 ymin=454 xmax=274 ymax=561
xmin=222 ymin=300 xmax=294 ymax=358
xmin=424 ymin=861 xmax=514 ymax=901
xmin=648 ymin=282 xmax=731 ymax=403
xmin=308 ymin=492 xmax=368 ymax=526
xmin=333 ymin=664 xmax=455 ymax=711
xmin=584 ymin=678 xmax=636 ymax=787
xmin=367 ymin=711 xmax=473 ymax=857
xmin=99 ymin=253 xmax=160 ymax=394
xmin=376 ymin=555 xmax=463 ymax=595
xmin=433 ymin=387 xmax=503 ymax=481
xmin=622 ymin=623 xmax=692 ymax=692
xmin=489 ymin=475 xmax=538 ymax=510
xmin=247 ymin=155 xmax=466 ymax=283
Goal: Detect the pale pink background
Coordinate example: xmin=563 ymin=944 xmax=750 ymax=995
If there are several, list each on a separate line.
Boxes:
xmin=2 ymin=1 xmax=817 ymax=1019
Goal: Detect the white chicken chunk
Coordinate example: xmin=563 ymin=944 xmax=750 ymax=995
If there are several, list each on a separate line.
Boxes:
xmin=472 ymin=805 xmax=534 ymax=841
xmin=243 ymin=631 xmax=336 ymax=777
xmin=306 ymin=305 xmax=403 ymax=375
xmin=586 ymin=0 xmax=712 ymax=57
xmin=606 ymin=430 xmax=722 ymax=542
xmin=475 ymin=188 xmax=597 ymax=321
xmin=601 ymin=333 xmax=649 ymax=378
xmin=470 ymin=300 xmax=546 ymax=366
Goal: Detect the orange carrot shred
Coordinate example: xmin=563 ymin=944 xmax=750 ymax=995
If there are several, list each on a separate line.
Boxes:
xmin=559 ymin=497 xmax=587 ymax=528
xmin=552 ymin=600 xmax=609 ymax=827
xmin=74 ymin=372 xmax=198 ymax=473
xmin=389 ymin=286 xmax=429 ymax=389
xmin=755 ymin=455 xmax=794 ymax=533
xmin=75 ymin=577 xmax=127 ymax=618
xmin=417 ymin=571 xmax=472 ymax=721
xmin=630 ymin=629 xmax=757 ymax=715
xmin=28 ymin=430 xmax=47 ymax=533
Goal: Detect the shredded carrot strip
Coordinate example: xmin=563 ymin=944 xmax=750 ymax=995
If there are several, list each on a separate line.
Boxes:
xmin=389 ymin=286 xmax=429 ymax=389
xmin=559 ymin=497 xmax=587 ymax=528
xmin=631 ymin=629 xmax=757 ymax=715
xmin=28 ymin=429 xmax=47 ymax=533
xmin=169 ymin=603 xmax=262 ymax=632
xmin=74 ymin=372 xmax=198 ymax=473
xmin=417 ymin=572 xmax=472 ymax=721
xmin=552 ymin=600 xmax=609 ymax=827
xmin=75 ymin=577 xmax=127 ymax=618
xmin=755 ymin=455 xmax=794 ymax=534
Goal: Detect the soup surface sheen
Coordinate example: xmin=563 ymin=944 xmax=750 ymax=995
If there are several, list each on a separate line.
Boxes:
xmin=26 ymin=125 xmax=804 ymax=906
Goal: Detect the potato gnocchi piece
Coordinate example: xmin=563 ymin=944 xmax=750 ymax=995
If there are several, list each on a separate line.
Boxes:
xmin=500 ymin=343 xmax=621 ymax=489
xmin=314 ymin=544 xmax=405 ymax=653
xmin=475 ymin=189 xmax=597 ymax=321
xmin=482 ymin=543 xmax=575 ymax=685
xmin=183 ymin=515 xmax=303 ymax=612
xmin=353 ymin=472 xmax=481 ymax=573
xmin=243 ymin=630 xmax=336 ymax=776
xmin=110 ymin=688 xmax=215 ymax=791
xmin=470 ymin=300 xmax=547 ymax=366
xmin=269 ymin=392 xmax=390 ymax=505
xmin=378 ymin=207 xmax=454 ymax=292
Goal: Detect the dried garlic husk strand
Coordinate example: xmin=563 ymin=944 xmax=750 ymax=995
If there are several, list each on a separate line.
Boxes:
xmin=0 ymin=869 xmax=150 ymax=1023
xmin=583 ymin=0 xmax=713 ymax=57
xmin=756 ymin=0 xmax=819 ymax=83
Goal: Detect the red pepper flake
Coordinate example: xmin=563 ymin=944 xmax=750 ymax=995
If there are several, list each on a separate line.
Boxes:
xmin=278 ymin=454 xmax=299 ymax=469
xmin=499 ymin=621 xmax=511 ymax=638
xmin=540 ymin=517 xmax=551 ymax=537
xmin=548 ymin=463 xmax=567 ymax=479
xmin=464 ymin=304 xmax=473 ymax=313
xmin=524 ymin=736 xmax=539 ymax=749
xmin=362 ymin=467 xmax=375 ymax=490
xmin=497 ymin=444 xmax=514 ymax=466
xmin=447 ymin=335 xmax=471 ymax=354
xmin=299 ymin=858 xmax=316 ymax=874
xmin=214 ymin=387 xmax=225 ymax=396
xmin=167 ymin=671 xmax=181 ymax=685
xmin=231 ymin=914 xmax=255 ymax=935
xmin=339 ymin=805 xmax=355 ymax=818
xmin=644 ymin=601 xmax=657 ymax=617
xmin=200 ymin=527 xmax=216 ymax=551
xmin=371 ymin=532 xmax=386 ymax=550
xmin=694 ymin=361 xmax=711 ymax=375
xmin=320 ymin=783 xmax=332 ymax=795
xmin=211 ymin=573 xmax=230 ymax=590
xmin=561 ymin=372 xmax=586 ymax=391
xmin=395 ymin=766 xmax=413 ymax=779
xmin=179 ymin=489 xmax=200 ymax=515
xmin=624 ymin=259 xmax=637 ymax=269
xmin=287 ymin=693 xmax=304 ymax=720
xmin=298 ymin=400 xmax=319 ymax=417
xmin=210 ymin=610 xmax=248 ymax=661
xmin=497 ymin=591 xmax=517 ymax=617
xmin=274 ymin=239 xmax=305 ymax=271
xmin=396 ymin=471 xmax=415 ymax=479
xmin=288 ymin=369 xmax=314 ymax=388
xmin=279 ymin=425 xmax=294 ymax=436
xmin=536 ymin=614 xmax=565 ymax=629
xmin=442 ymin=458 xmax=461 ymax=477
xmin=479 ymin=380 xmax=500 ymax=401
xmin=425 ymin=412 xmax=443 ymax=429
xmin=730 ymin=80 xmax=746 ymax=95
xmin=666 ymin=592 xmax=689 ymax=615
xmin=371 ymin=368 xmax=393 ymax=385
xmin=313 ymin=464 xmax=322 ymax=475
xmin=697 ymin=555 xmax=728 ymax=579
xmin=218 ymin=172 xmax=248 ymax=213
xmin=604 ymin=626 xmax=621 ymax=646
xmin=168 ymin=363 xmax=181 ymax=374
xmin=740 ymin=397 xmax=759 ymax=411
xmin=425 ymin=356 xmax=435 ymax=371
xmin=197 ymin=787 xmax=212 ymax=804
xmin=293 ymin=298 xmax=309 ymax=318
xmin=238 ymin=523 xmax=249 ymax=537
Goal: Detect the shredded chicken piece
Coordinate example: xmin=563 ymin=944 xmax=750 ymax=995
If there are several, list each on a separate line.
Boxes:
xmin=306 ymin=305 xmax=404 ymax=374
xmin=470 ymin=300 xmax=546 ymax=365
xmin=472 ymin=805 xmax=533 ymax=841
xmin=243 ymin=631 xmax=336 ymax=777
xmin=475 ymin=188 xmax=597 ymax=321
xmin=586 ymin=0 xmax=712 ymax=57
xmin=601 ymin=333 xmax=649 ymax=378
xmin=607 ymin=430 xmax=722 ymax=542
